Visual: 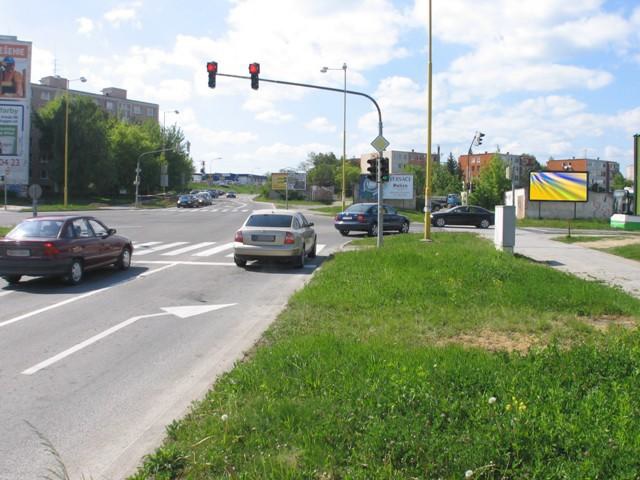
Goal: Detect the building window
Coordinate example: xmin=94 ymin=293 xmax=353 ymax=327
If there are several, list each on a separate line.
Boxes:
xmin=40 ymin=169 xmax=48 ymax=180
xmin=147 ymin=107 xmax=155 ymax=117
xmin=40 ymin=91 xmax=51 ymax=101
xmin=133 ymin=105 xmax=141 ymax=114
xmin=106 ymin=101 xmax=114 ymax=111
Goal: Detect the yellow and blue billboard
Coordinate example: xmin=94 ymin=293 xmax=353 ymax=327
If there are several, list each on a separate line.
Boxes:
xmin=529 ymin=171 xmax=589 ymax=202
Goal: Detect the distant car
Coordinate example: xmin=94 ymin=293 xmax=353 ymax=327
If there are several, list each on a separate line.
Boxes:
xmin=226 ymin=191 xmax=237 ymax=198
xmin=207 ymin=190 xmax=219 ymax=199
xmin=233 ymin=209 xmax=317 ymax=268
xmin=430 ymin=205 xmax=494 ymax=228
xmin=177 ymin=194 xmax=198 ymax=208
xmin=0 ymin=216 xmax=133 ymax=285
xmin=334 ymin=203 xmax=410 ymax=237
xmin=195 ymin=192 xmax=212 ymax=206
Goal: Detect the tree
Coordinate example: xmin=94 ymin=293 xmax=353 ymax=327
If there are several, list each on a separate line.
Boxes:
xmin=306 ymin=152 xmax=339 ymax=187
xmin=446 ymin=152 xmax=458 ymax=176
xmin=333 ymin=162 xmax=361 ymax=197
xmin=612 ymin=172 xmax=629 ymax=191
xmin=469 ymin=154 xmax=511 ymax=208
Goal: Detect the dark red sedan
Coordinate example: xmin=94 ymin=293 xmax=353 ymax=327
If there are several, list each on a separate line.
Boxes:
xmin=0 ymin=215 xmax=133 ymax=285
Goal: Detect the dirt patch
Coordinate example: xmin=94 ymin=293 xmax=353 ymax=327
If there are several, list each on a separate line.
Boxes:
xmin=583 ymin=315 xmax=637 ymax=331
xmin=440 ymin=330 xmax=538 ymax=353
xmin=575 ymin=236 xmax=640 ymax=249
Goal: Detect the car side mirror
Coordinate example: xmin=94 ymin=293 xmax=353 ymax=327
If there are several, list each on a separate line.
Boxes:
xmin=108 ymin=228 xmax=117 ymax=236
xmin=307 ymin=222 xmax=314 ymax=227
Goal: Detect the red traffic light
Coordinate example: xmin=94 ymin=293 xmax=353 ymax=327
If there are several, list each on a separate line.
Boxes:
xmin=249 ymin=63 xmax=260 ymax=75
xmin=207 ymin=61 xmax=218 ymax=73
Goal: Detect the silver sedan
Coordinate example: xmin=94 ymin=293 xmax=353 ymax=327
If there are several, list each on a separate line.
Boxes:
xmin=233 ymin=209 xmax=317 ymax=268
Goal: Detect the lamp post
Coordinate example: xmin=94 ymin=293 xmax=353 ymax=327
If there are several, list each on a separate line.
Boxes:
xmin=135 ymin=148 xmax=175 ymax=208
xmin=321 ymin=63 xmax=347 ymax=210
xmin=63 ymin=76 xmax=87 ymax=207
xmin=466 ymin=131 xmax=485 ymax=201
xmin=162 ymin=109 xmax=180 ymax=134
xmin=209 ymin=156 xmax=222 ymax=183
xmin=423 ymin=0 xmax=433 ymax=241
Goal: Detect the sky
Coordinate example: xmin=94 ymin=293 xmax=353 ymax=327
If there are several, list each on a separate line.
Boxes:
xmin=4 ymin=0 xmax=640 ymax=177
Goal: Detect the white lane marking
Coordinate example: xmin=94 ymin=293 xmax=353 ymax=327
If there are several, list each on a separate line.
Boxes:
xmin=192 ymin=242 xmax=235 ymax=257
xmin=225 ymin=253 xmax=234 ymax=258
xmin=222 ymin=209 xmax=230 ymax=212
xmin=316 ymin=244 xmax=326 ymax=254
xmin=0 ymin=264 xmax=177 ymax=330
xmin=134 ymin=260 xmax=235 ymax=266
xmin=160 ymin=242 xmax=216 ymax=256
xmin=241 ymin=209 xmax=249 ymax=212
xmin=21 ymin=312 xmax=170 ymax=375
xmin=139 ymin=263 xmax=178 ymax=276
xmin=133 ymin=241 xmax=162 ymax=248
xmin=211 ymin=209 xmax=220 ymax=212
xmin=135 ymin=242 xmax=188 ymax=256
xmin=0 ymin=290 xmax=16 ymax=297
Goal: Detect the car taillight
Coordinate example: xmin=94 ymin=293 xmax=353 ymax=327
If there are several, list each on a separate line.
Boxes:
xmin=357 ymin=214 xmax=366 ymax=223
xmin=43 ymin=242 xmax=60 ymax=256
xmin=284 ymin=232 xmax=295 ymax=244
xmin=234 ymin=231 xmax=244 ymax=243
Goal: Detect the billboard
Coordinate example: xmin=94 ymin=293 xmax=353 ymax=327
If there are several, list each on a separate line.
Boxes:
xmin=272 ymin=172 xmax=306 ymax=191
xmin=358 ymin=174 xmax=415 ymax=201
xmin=529 ymin=171 xmax=588 ymax=202
xmin=0 ymin=37 xmax=31 ymax=185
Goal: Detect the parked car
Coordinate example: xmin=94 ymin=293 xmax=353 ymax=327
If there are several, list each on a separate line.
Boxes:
xmin=226 ymin=191 xmax=237 ymax=198
xmin=430 ymin=205 xmax=494 ymax=228
xmin=233 ymin=209 xmax=317 ymax=268
xmin=0 ymin=216 xmax=133 ymax=285
xmin=176 ymin=194 xmax=198 ymax=208
xmin=334 ymin=203 xmax=410 ymax=237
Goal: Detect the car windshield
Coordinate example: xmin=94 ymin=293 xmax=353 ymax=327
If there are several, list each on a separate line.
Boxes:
xmin=179 ymin=195 xmax=191 ymax=200
xmin=245 ymin=214 xmax=293 ymax=228
xmin=344 ymin=204 xmax=371 ymax=213
xmin=7 ymin=220 xmax=64 ymax=239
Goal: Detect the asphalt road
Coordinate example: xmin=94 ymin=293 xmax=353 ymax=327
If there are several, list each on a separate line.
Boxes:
xmin=0 ymin=195 xmax=346 ymax=479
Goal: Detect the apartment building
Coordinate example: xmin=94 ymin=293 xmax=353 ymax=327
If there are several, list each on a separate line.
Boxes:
xmin=30 ymin=75 xmax=159 ymax=189
xmin=459 ymin=152 xmax=536 ymax=188
xmin=360 ymin=149 xmax=439 ymax=173
xmin=546 ymin=158 xmax=619 ymax=192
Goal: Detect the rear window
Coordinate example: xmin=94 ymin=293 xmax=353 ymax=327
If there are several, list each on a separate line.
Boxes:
xmin=344 ymin=204 xmax=371 ymax=214
xmin=245 ymin=214 xmax=293 ymax=228
xmin=7 ymin=220 xmax=64 ymax=239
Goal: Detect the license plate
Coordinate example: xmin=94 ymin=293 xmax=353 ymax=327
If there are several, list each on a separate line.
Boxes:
xmin=252 ymin=235 xmax=275 ymax=242
xmin=342 ymin=216 xmax=352 ymax=220
xmin=6 ymin=249 xmax=30 ymax=257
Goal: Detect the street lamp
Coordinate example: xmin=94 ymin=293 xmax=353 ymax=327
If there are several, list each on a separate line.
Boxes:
xmin=209 ymin=156 xmax=222 ymax=183
xmin=135 ymin=147 xmax=175 ymax=208
xmin=466 ymin=131 xmax=485 ymax=199
xmin=321 ymin=63 xmax=347 ymax=210
xmin=162 ymin=109 xmax=180 ymax=134
xmin=63 ymin=76 xmax=87 ymax=207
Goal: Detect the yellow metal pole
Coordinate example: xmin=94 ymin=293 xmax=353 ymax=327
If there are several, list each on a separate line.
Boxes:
xmin=342 ymin=63 xmax=347 ymax=211
xmin=423 ymin=0 xmax=433 ymax=240
xmin=64 ymin=93 xmax=69 ymax=207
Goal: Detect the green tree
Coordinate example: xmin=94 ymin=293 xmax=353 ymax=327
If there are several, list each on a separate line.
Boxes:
xmin=35 ymin=96 xmax=113 ymax=197
xmin=469 ymin=154 xmax=511 ymax=208
xmin=334 ymin=162 xmax=362 ymax=197
xmin=306 ymin=152 xmax=339 ymax=187
xmin=446 ymin=152 xmax=458 ymax=176
xmin=612 ymin=172 xmax=628 ymax=191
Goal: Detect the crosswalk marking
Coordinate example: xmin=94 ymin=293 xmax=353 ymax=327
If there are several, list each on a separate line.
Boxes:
xmin=316 ymin=244 xmax=326 ymax=254
xmin=135 ymin=242 xmax=189 ymax=256
xmin=133 ymin=241 xmax=163 ymax=249
xmin=161 ymin=242 xmax=216 ymax=256
xmin=192 ymin=242 xmax=235 ymax=257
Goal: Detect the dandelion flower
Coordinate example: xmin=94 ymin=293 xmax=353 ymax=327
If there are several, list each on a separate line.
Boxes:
xmin=221 ymin=414 xmax=229 ymax=422
xmin=465 ymin=469 xmax=474 ymax=478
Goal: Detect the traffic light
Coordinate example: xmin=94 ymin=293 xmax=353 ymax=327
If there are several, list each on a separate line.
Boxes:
xmin=366 ymin=158 xmax=377 ymax=181
xmin=380 ymin=157 xmax=390 ymax=182
xmin=477 ymin=132 xmax=485 ymax=146
xmin=249 ymin=62 xmax=260 ymax=90
xmin=207 ymin=61 xmax=218 ymax=88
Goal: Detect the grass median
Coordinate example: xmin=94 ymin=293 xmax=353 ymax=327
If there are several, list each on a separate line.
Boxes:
xmin=131 ymin=233 xmax=640 ymax=479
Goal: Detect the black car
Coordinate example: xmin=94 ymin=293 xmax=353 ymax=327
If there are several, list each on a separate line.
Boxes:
xmin=176 ymin=194 xmax=198 ymax=208
xmin=0 ymin=216 xmax=133 ymax=285
xmin=430 ymin=205 xmax=494 ymax=228
xmin=334 ymin=203 xmax=410 ymax=237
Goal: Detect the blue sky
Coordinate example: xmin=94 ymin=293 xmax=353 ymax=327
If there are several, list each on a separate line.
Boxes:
xmin=5 ymin=0 xmax=640 ymax=177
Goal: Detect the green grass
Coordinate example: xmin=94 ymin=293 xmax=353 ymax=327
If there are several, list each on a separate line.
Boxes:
xmin=131 ymin=234 xmax=640 ymax=479
xmin=603 ymin=243 xmax=640 ymax=262
xmin=0 ymin=226 xmax=11 ymax=237
xmin=552 ymin=235 xmax=623 ymax=244
xmin=518 ymin=217 xmax=615 ymax=230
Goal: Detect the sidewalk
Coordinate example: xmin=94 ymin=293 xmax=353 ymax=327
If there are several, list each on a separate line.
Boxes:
xmin=505 ymin=228 xmax=640 ymax=299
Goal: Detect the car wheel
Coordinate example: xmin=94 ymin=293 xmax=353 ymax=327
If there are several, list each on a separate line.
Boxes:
xmin=234 ymin=255 xmax=247 ymax=268
xmin=64 ymin=259 xmax=84 ymax=285
xmin=116 ymin=247 xmax=132 ymax=270
xmin=435 ymin=217 xmax=446 ymax=228
xmin=308 ymin=238 xmax=317 ymax=259
xmin=294 ymin=245 xmax=305 ymax=268
xmin=339 ymin=230 xmax=349 ymax=236
xmin=399 ymin=221 xmax=410 ymax=233
xmin=368 ymin=223 xmax=378 ymax=237
xmin=3 ymin=275 xmax=21 ymax=285
xmin=480 ymin=219 xmax=490 ymax=229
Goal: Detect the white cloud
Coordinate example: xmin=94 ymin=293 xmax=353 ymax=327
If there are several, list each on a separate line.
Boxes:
xmin=104 ymin=2 xmax=143 ymax=28
xmin=305 ymin=117 xmax=337 ymax=133
xmin=76 ymin=17 xmax=95 ymax=35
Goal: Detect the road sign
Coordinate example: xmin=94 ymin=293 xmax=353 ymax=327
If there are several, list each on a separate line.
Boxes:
xmin=28 ymin=184 xmax=42 ymax=200
xmin=371 ymin=135 xmax=389 ymax=153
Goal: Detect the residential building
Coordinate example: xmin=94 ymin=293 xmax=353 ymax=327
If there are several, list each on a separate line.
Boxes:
xmin=546 ymin=158 xmax=619 ymax=192
xmin=360 ymin=149 xmax=439 ymax=174
xmin=459 ymin=152 xmax=536 ymax=188
xmin=30 ymin=75 xmax=159 ymax=190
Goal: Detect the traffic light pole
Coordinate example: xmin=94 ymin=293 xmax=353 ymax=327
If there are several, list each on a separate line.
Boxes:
xmin=216 ymin=73 xmax=385 ymax=247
